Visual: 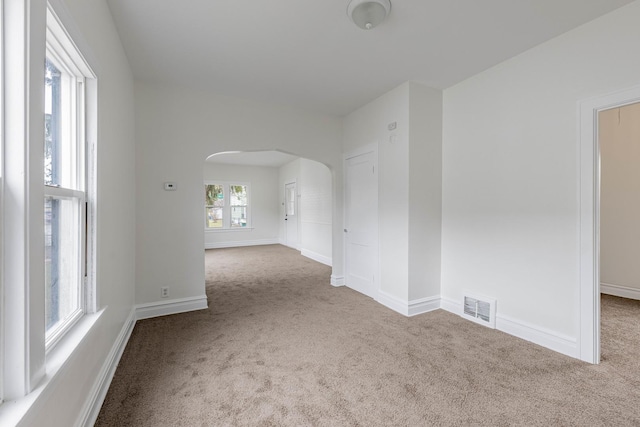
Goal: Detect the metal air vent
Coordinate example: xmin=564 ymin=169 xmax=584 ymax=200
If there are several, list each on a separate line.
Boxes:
xmin=462 ymin=294 xmax=497 ymax=329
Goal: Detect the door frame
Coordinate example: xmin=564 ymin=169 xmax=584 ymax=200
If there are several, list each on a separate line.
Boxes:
xmin=579 ymin=83 xmax=640 ymax=364
xmin=343 ymin=143 xmax=379 ymax=298
xmin=284 ymin=180 xmax=298 ymax=249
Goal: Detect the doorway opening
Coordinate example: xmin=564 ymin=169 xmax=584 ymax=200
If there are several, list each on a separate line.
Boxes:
xmin=598 ymin=102 xmax=640 ymax=364
xmin=202 ymin=150 xmax=334 ymax=267
xmin=284 ymin=181 xmax=298 ymax=249
xmin=579 ymin=85 xmax=640 ymax=364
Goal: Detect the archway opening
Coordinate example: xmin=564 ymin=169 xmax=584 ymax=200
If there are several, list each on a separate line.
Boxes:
xmin=202 ymin=149 xmax=334 ymax=274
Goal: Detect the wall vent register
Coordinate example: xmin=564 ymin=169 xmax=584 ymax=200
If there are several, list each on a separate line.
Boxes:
xmin=462 ymin=294 xmax=497 ymax=329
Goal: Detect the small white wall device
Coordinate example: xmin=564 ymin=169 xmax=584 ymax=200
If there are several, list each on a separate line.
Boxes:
xmin=164 ymin=182 xmax=177 ymax=191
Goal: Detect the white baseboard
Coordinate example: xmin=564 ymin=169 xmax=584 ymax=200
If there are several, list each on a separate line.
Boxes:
xmin=79 ymin=309 xmax=136 ymax=427
xmin=408 ymin=295 xmax=441 ymax=316
xmin=330 ymin=275 xmax=344 ymax=287
xmin=279 ymin=241 xmax=300 ymax=250
xmin=377 ymin=291 xmax=440 ymax=317
xmin=496 ymin=313 xmax=578 ymax=359
xmin=301 ymin=249 xmax=332 ymax=266
xmin=601 ymin=282 xmax=640 ymax=300
xmin=135 ymin=295 xmax=208 ymax=320
xmin=440 ymin=296 xmax=461 ymax=315
xmin=377 ymin=291 xmax=408 ymax=315
xmin=440 ymin=296 xmax=577 ymax=359
xmin=205 ymin=238 xmax=279 ymax=249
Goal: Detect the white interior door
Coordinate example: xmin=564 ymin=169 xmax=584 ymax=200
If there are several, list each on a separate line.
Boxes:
xmin=285 ymin=182 xmax=298 ymax=249
xmin=345 ymin=150 xmax=377 ymax=299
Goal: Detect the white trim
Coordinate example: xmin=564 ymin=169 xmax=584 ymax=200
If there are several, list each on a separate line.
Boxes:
xmin=301 ymin=249 xmax=332 ymax=266
xmin=135 ymin=295 xmax=208 ymax=321
xmin=601 ymin=282 xmax=640 ymax=300
xmin=408 ymin=296 xmax=441 ymax=317
xmin=0 ymin=311 xmax=104 ymax=426
xmin=343 ymin=143 xmax=380 ymax=160
xmin=205 ymin=227 xmax=255 ymax=233
xmin=46 ymin=0 xmax=100 ymax=76
xmin=441 ymin=297 xmax=578 ymax=359
xmin=343 ymin=143 xmax=380 ymax=300
xmin=440 ymin=296 xmax=461 ymax=315
xmin=578 ymin=83 xmax=640 ymax=364
xmin=204 ymin=181 xmax=251 ymax=230
xmin=330 ymin=275 xmax=344 ymax=287
xmin=377 ymin=291 xmax=408 ymax=315
xmin=0 ymin=0 xmax=4 ymax=402
xmin=78 ymin=309 xmax=135 ymax=427
xmin=377 ymin=291 xmax=440 ymax=317
xmin=43 ymin=185 xmax=85 ymax=199
xmin=283 ymin=180 xmax=299 ymax=250
xmin=204 ymin=238 xmax=279 ymax=250
xmin=282 ymin=242 xmax=301 ymax=251
xmin=496 ymin=314 xmax=578 ymax=359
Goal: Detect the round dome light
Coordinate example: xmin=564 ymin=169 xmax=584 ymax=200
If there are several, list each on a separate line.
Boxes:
xmin=347 ymin=0 xmax=391 ymax=30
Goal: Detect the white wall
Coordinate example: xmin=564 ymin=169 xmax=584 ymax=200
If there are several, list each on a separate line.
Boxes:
xmin=408 ymin=83 xmax=443 ymax=301
xmin=2 ymin=0 xmax=136 ymax=425
xmin=135 ymin=82 xmax=343 ymax=306
xmin=600 ymin=102 xmax=640 ymax=295
xmin=300 ymin=158 xmax=333 ymax=266
xmin=203 ymin=163 xmax=279 ymax=248
xmin=344 ymin=83 xmax=410 ymax=300
xmin=441 ymin=1 xmax=640 ymax=343
xmin=277 ymin=158 xmax=333 ymax=264
xmin=343 ymin=82 xmax=443 ymax=305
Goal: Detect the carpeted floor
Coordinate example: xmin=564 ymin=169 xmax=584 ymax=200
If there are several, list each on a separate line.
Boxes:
xmin=96 ymin=245 xmax=640 ymax=426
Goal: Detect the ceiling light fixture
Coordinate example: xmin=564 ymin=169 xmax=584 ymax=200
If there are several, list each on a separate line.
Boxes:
xmin=347 ymin=0 xmax=391 ymax=30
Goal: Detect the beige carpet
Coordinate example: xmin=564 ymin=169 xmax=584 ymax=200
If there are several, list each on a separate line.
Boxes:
xmin=96 ymin=245 xmax=640 ymax=426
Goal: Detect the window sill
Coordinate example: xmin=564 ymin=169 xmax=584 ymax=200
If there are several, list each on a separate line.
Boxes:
xmin=0 ymin=309 xmax=105 ymax=425
xmin=205 ymin=227 xmax=255 ymax=233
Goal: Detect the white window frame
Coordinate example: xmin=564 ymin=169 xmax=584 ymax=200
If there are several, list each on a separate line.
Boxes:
xmin=43 ymin=51 xmax=84 ymax=349
xmin=2 ymin=0 xmax=50 ymax=402
xmin=204 ymin=181 xmax=251 ymax=231
xmin=0 ymin=0 xmax=5 ymax=405
xmin=0 ymin=2 xmax=100 ymax=414
xmin=43 ymin=5 xmax=96 ymax=351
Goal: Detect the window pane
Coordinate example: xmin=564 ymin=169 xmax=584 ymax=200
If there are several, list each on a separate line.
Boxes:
xmin=205 ymin=184 xmax=224 ymax=207
xmin=230 ymin=185 xmax=247 ymax=205
xmin=206 ymin=207 xmax=223 ymax=228
xmin=45 ymin=197 xmax=81 ymax=334
xmin=231 ymin=206 xmax=247 ymax=228
xmin=44 ymin=59 xmax=61 ymax=187
xmin=286 ymin=186 xmax=295 ymax=216
xmin=45 ymin=58 xmax=78 ymax=189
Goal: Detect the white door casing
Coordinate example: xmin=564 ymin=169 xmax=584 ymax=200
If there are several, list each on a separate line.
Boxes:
xmin=285 ymin=182 xmax=298 ymax=249
xmin=344 ymin=146 xmax=378 ymax=299
xmin=579 ymin=83 xmax=640 ymax=364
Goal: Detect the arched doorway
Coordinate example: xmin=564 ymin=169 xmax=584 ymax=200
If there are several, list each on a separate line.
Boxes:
xmin=203 ymin=150 xmax=334 ymax=268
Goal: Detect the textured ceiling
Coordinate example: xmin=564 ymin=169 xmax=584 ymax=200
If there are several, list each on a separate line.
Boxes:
xmin=107 ymin=0 xmax=633 ymax=116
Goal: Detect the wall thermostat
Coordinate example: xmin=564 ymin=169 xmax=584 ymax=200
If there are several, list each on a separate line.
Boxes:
xmin=164 ymin=182 xmax=177 ymax=191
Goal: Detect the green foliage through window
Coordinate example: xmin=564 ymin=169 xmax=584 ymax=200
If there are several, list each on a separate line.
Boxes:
xmin=205 ymin=184 xmax=224 ymax=207
xmin=205 ymin=183 xmax=248 ymax=229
